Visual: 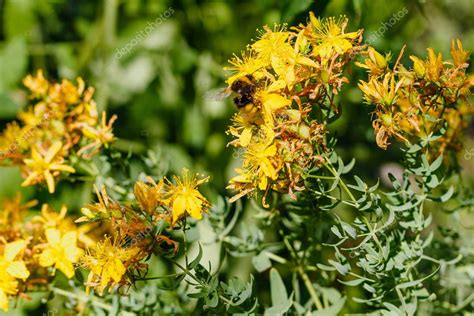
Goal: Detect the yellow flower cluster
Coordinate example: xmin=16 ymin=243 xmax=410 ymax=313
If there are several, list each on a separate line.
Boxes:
xmin=0 ymin=168 xmax=210 ymax=310
xmin=78 ymin=168 xmax=210 ymax=294
xmin=0 ymin=195 xmax=85 ymax=311
xmin=357 ymin=40 xmax=473 ymax=156
xmin=0 ymin=70 xmax=117 ymax=193
xmin=225 ymin=13 xmax=363 ymax=204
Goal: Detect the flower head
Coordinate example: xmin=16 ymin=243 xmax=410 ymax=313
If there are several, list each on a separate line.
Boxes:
xmin=0 ymin=240 xmax=30 ymax=312
xmin=77 ymin=185 xmax=123 ymax=223
xmin=164 ymin=168 xmax=210 ymax=223
xmin=81 ymin=237 xmax=137 ymax=295
xmin=134 ymin=177 xmax=165 ymax=215
xmin=0 ymin=193 xmax=37 ymax=226
xmin=311 ymin=16 xmax=360 ymax=60
xmin=38 ymin=228 xmax=82 ymax=278
xmin=22 ymin=70 xmax=49 ymax=97
xmin=21 ymin=141 xmax=75 ymax=193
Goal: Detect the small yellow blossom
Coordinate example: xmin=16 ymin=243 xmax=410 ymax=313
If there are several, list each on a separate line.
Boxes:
xmin=22 ymin=69 xmax=49 ymax=97
xmin=22 ymin=141 xmax=75 ymax=193
xmin=77 ymin=185 xmax=122 ymax=223
xmin=34 ymin=204 xmax=67 ymax=226
xmin=0 ymin=193 xmax=38 ymax=226
xmin=38 ymin=228 xmax=82 ymax=278
xmin=164 ymin=168 xmax=211 ymax=223
xmin=0 ymin=240 xmax=30 ymax=312
xmin=77 ymin=112 xmax=117 ymax=158
xmin=81 ymin=237 xmax=136 ymax=295
xmin=0 ymin=273 xmax=18 ymax=312
xmin=226 ymin=51 xmax=267 ymax=85
xmin=134 ymin=177 xmax=165 ymax=215
xmin=0 ymin=240 xmax=30 ymax=280
xmin=312 ymin=16 xmax=359 ymax=60
xmin=252 ymin=26 xmax=293 ymax=69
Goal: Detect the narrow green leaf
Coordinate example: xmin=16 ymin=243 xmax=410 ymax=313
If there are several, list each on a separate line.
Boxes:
xmin=270 ymin=268 xmax=288 ymax=305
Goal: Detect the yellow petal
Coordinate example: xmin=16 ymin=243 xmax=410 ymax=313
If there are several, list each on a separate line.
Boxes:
xmin=50 ymin=164 xmax=76 ymax=173
xmin=111 ymin=258 xmax=126 ymax=283
xmin=309 ymin=12 xmax=320 ymax=28
xmin=61 ymin=232 xmax=79 ymax=262
xmin=39 ymin=249 xmax=55 ymax=267
xmin=172 ymin=196 xmax=187 ymax=222
xmin=55 ymin=259 xmax=75 ymax=279
xmin=31 ymin=148 xmax=42 ymax=162
xmin=6 ymin=261 xmax=30 ymax=280
xmin=263 ymin=94 xmax=291 ymax=111
xmin=21 ymin=171 xmax=39 ymax=187
xmin=45 ymin=228 xmax=61 ymax=245
xmin=0 ymin=289 xmax=9 ymax=312
xmin=240 ymin=128 xmax=252 ymax=147
xmin=45 ymin=141 xmax=62 ymax=163
xmin=4 ymin=240 xmax=27 ymax=261
xmin=296 ymin=56 xmax=318 ymax=68
xmin=186 ymin=196 xmax=203 ymax=220
xmin=258 ymin=175 xmax=268 ymax=190
xmin=44 ymin=171 xmax=55 ymax=193
xmin=267 ymin=80 xmax=287 ymax=92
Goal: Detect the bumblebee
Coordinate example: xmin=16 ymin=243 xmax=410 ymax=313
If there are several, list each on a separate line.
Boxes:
xmin=230 ymin=74 xmax=258 ymax=114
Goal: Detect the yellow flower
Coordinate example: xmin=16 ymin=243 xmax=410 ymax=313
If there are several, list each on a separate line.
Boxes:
xmin=243 ymin=139 xmax=279 ymax=190
xmin=257 ymin=80 xmax=292 ymax=123
xmin=0 ymin=122 xmax=29 ymax=159
xmin=22 ymin=69 xmax=49 ymax=97
xmin=33 ymin=204 xmax=68 ymax=229
xmin=82 ymin=237 xmax=136 ymax=295
xmin=425 ymin=48 xmax=444 ymax=82
xmin=450 ymin=38 xmax=469 ymax=68
xmin=227 ymin=112 xmax=263 ymax=147
xmin=77 ymin=185 xmax=122 ymax=223
xmin=228 ymin=125 xmax=280 ymax=198
xmin=165 ymin=168 xmax=210 ymax=223
xmin=21 ymin=141 xmax=75 ymax=193
xmin=0 ymin=193 xmax=37 ymax=226
xmin=252 ymin=26 xmax=294 ymax=68
xmin=0 ymin=240 xmax=30 ymax=312
xmin=0 ymin=273 xmax=18 ymax=312
xmin=77 ymin=112 xmax=117 ymax=158
xmin=356 ymin=47 xmax=390 ymax=76
xmin=0 ymin=240 xmax=30 ymax=280
xmin=358 ymin=73 xmax=402 ymax=106
xmin=312 ymin=16 xmax=359 ymax=60
xmin=134 ymin=177 xmax=165 ymax=215
xmin=226 ymin=50 xmax=267 ymax=85
xmin=39 ymin=228 xmax=82 ymax=278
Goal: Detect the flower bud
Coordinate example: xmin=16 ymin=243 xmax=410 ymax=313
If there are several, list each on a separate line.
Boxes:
xmin=298 ymin=123 xmax=311 ymax=139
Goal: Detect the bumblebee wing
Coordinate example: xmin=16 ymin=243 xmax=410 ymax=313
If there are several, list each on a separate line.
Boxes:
xmin=204 ymin=87 xmax=231 ymax=101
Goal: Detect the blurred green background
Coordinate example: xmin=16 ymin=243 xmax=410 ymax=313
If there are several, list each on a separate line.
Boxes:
xmin=0 ymin=0 xmax=473 ymax=314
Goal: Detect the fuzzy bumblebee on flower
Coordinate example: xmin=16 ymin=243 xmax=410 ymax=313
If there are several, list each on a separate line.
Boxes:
xmin=224 ymin=12 xmax=364 ymax=205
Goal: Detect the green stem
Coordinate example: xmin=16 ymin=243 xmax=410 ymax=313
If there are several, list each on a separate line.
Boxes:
xmin=323 ymin=157 xmax=358 ymax=205
xmin=297 ymin=265 xmax=324 ymax=310
xmin=283 ymin=237 xmax=323 ymax=310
